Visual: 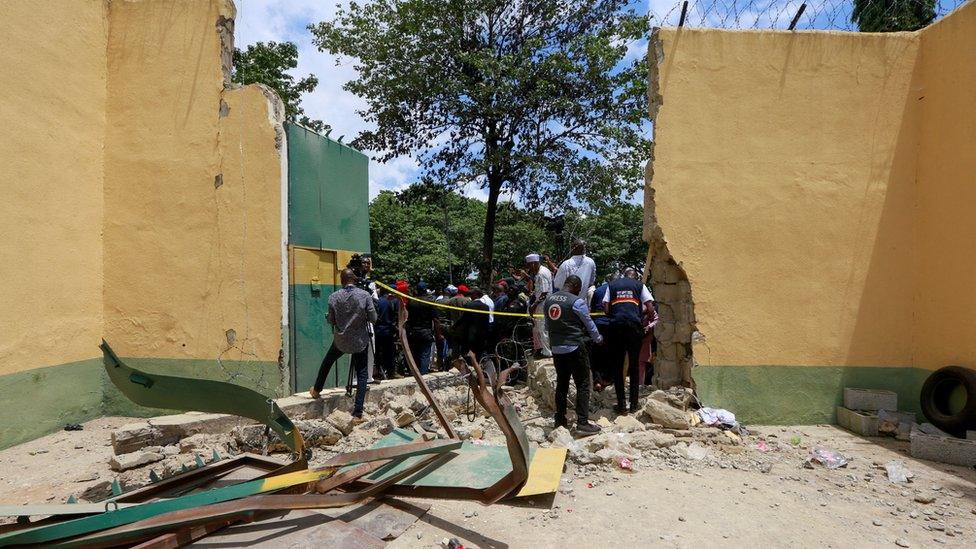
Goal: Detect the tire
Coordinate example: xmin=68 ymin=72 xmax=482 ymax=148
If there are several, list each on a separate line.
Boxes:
xmin=920 ymin=365 xmax=976 ymax=437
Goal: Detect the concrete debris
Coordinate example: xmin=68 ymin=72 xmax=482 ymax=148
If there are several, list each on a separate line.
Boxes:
xmin=109 ymin=449 xmax=164 ymax=472
xmin=914 ymin=493 xmax=937 ymax=504
xmin=612 ymin=415 xmax=645 ymax=433
xmin=396 ymin=410 xmax=417 ymax=427
xmin=111 ymin=423 xmax=169 ymax=455
xmin=884 ymin=460 xmax=914 ymax=484
xmin=179 ymin=433 xmax=232 ymax=455
xmin=629 ymin=430 xmax=678 ymax=450
xmin=641 ymin=397 xmax=696 ymax=430
xmin=649 ymin=387 xmax=695 ymax=411
xmin=673 ymin=441 xmax=708 ymax=461
xmin=326 ymin=409 xmax=356 ymax=436
xmin=363 ymin=416 xmax=397 ymax=435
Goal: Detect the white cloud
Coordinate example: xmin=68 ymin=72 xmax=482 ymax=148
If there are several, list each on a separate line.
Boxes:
xmin=236 ymin=0 xmax=421 ymax=192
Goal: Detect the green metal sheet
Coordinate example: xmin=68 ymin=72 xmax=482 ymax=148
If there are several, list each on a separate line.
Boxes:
xmin=286 ymin=123 xmax=370 ymax=252
xmin=290 ymin=283 xmax=350 ymax=391
xmin=349 ymin=429 xmax=537 ymax=490
xmin=100 ymin=341 xmax=303 ymax=456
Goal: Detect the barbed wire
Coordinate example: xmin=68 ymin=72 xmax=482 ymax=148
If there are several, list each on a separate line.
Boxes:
xmin=647 ymin=0 xmax=968 ymax=31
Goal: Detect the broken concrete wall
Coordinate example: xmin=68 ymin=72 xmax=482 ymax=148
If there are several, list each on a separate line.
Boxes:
xmin=102 ymin=0 xmax=286 ymax=409
xmin=0 ymin=0 xmax=110 ymax=447
xmin=647 ymin=28 xmax=922 ymax=423
xmin=0 ymin=0 xmax=287 ymax=447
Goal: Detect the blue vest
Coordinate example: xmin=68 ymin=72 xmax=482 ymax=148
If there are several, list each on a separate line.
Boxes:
xmin=607 ymin=278 xmax=644 ymax=326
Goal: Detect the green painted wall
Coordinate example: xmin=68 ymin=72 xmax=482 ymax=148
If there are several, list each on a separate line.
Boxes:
xmin=695 ymin=365 xmax=930 ymax=425
xmin=0 ymin=357 xmax=280 ymax=449
xmin=286 ymin=124 xmax=370 ymax=251
xmin=0 ymin=359 xmax=104 ymax=449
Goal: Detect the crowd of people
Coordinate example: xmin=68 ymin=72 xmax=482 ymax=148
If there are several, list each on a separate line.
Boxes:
xmin=309 ymin=241 xmax=659 ymax=435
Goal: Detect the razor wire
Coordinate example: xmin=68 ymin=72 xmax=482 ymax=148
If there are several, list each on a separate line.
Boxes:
xmin=646 ymin=0 xmax=967 ymax=31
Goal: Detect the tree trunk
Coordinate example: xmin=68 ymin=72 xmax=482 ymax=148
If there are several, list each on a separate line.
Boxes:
xmin=480 ymin=175 xmax=503 ymax=285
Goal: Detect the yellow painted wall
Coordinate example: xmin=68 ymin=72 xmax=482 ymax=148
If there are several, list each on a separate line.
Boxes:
xmin=0 ymin=1 xmax=108 ymax=375
xmin=914 ymin=1 xmax=976 ymax=372
xmin=652 ymin=28 xmax=921 ymax=369
xmin=103 ymin=0 xmax=284 ymax=364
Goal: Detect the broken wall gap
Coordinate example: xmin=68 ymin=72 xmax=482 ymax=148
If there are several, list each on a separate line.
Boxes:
xmin=645 ymin=28 xmax=699 ymax=392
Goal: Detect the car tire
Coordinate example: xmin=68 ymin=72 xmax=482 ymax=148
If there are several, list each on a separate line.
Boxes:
xmin=920 ymin=365 xmax=976 ymax=437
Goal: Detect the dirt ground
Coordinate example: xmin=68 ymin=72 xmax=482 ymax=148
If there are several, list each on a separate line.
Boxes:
xmin=2 ymin=417 xmax=974 ymax=548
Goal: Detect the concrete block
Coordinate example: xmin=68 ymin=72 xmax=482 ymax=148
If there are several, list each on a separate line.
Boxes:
xmin=910 ymin=427 xmax=976 ymax=467
xmin=111 ymin=423 xmax=170 ymax=455
xmin=843 ymin=387 xmax=897 ymax=411
xmin=968 ymin=431 xmax=976 ymax=441
xmin=654 ymin=321 xmax=675 ymax=341
xmin=836 ymin=406 xmax=879 ymax=437
xmin=652 ymin=283 xmax=681 ymax=302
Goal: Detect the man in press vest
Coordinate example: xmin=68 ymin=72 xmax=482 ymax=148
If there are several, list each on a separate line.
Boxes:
xmin=603 ymin=267 xmax=655 ymax=414
xmin=544 ymin=274 xmax=603 ymax=435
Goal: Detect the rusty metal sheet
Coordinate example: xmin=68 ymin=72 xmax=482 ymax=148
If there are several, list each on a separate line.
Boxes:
xmin=60 ymin=455 xmax=442 ymax=548
xmin=397 ymin=305 xmax=458 ymax=438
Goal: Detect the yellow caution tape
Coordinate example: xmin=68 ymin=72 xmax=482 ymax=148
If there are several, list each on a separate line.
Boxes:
xmin=373 ymin=280 xmax=606 ymax=318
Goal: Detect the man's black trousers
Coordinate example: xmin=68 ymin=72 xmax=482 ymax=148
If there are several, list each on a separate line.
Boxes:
xmin=552 ymin=347 xmax=591 ymax=426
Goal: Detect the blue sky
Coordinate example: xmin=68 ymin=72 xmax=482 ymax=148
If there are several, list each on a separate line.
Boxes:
xmin=234 ymin=0 xmax=965 ymax=202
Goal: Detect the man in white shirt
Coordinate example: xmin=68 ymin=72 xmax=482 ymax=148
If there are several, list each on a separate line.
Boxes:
xmin=526 ymin=253 xmax=553 ymax=358
xmin=477 ymin=286 xmax=495 ymax=323
xmin=553 ymin=239 xmax=597 ymax=300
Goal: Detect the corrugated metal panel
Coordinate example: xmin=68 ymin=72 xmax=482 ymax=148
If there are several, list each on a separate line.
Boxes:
xmin=286 ymin=123 xmax=370 ymax=252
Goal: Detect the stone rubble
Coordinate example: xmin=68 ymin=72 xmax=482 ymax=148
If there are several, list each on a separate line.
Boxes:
xmin=81 ymin=359 xmax=973 ymax=547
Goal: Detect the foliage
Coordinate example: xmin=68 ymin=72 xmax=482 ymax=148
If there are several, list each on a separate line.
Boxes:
xmin=232 ymin=41 xmax=329 ymax=133
xmin=851 ymin=0 xmax=935 ymax=31
xmin=310 ymin=0 xmax=652 ymax=280
xmin=369 ymin=184 xmax=644 ymax=287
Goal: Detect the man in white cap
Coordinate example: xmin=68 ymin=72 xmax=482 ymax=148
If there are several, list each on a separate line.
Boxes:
xmin=526 ymin=253 xmax=553 ymax=358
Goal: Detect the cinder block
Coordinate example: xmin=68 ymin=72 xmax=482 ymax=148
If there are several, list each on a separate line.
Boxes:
xmin=843 ymin=388 xmax=897 ymax=411
xmin=910 ymin=428 xmax=976 ymax=467
xmin=836 ymin=406 xmax=879 ymax=436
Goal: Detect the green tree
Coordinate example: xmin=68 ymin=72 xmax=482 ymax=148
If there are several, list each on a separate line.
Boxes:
xmin=368 ymin=183 xmax=644 ymax=288
xmin=233 ymin=41 xmax=329 ymax=133
xmin=851 ymin=0 xmax=935 ymax=32
xmin=311 ymin=0 xmax=651 ymax=282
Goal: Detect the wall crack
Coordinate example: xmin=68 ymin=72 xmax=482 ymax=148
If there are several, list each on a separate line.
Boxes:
xmin=645 ymin=28 xmax=699 ymax=391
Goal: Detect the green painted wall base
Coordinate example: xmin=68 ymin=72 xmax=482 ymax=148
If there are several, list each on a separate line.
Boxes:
xmin=694 ymin=364 xmax=931 ymax=425
xmin=0 ymin=357 xmax=282 ymax=450
xmin=0 ymin=359 xmax=105 ymax=449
